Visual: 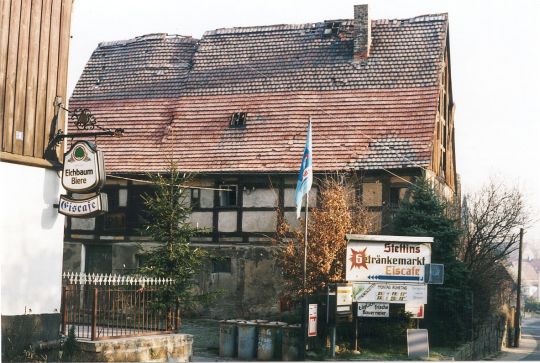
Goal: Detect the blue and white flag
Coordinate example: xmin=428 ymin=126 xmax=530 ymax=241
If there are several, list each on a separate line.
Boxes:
xmin=295 ymin=120 xmax=313 ymax=219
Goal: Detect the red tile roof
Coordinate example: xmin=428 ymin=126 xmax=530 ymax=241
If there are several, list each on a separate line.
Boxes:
xmin=69 ymin=13 xmax=448 ymax=174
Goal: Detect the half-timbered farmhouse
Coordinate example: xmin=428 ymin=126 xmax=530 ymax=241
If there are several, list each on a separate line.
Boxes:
xmin=63 ymin=5 xmax=457 ymax=317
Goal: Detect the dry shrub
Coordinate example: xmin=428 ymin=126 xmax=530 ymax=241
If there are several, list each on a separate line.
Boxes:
xmin=276 ymin=177 xmax=370 ymax=297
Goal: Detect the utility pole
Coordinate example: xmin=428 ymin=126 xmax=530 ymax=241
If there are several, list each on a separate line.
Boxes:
xmin=514 ymin=228 xmax=524 ymax=347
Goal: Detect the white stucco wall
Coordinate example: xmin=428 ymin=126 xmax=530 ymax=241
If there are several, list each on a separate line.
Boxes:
xmin=242 ymin=211 xmax=277 ymax=232
xmin=0 ymin=162 xmax=65 ymax=315
xmin=243 ymin=188 xmax=277 ymax=208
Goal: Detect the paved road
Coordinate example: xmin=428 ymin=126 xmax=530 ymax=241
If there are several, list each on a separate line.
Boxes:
xmin=518 ymin=316 xmax=540 ymax=361
xmin=494 ymin=316 xmax=540 ymax=361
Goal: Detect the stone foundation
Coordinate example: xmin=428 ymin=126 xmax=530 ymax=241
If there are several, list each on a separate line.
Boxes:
xmin=76 ymin=334 xmax=193 ymax=362
xmin=1 ymin=313 xmax=61 ymax=360
xmin=451 ymin=316 xmax=506 ymax=360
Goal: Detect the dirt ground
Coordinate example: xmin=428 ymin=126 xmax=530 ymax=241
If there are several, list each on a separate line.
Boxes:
xmin=180 ymin=318 xmax=228 ymax=361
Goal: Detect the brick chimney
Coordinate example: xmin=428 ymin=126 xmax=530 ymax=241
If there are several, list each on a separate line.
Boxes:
xmin=353 ymin=4 xmax=371 ymax=62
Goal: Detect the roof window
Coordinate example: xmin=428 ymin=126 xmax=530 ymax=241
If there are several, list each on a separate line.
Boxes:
xmin=324 ymin=21 xmax=342 ymax=36
xmin=230 ymin=112 xmax=247 ymax=128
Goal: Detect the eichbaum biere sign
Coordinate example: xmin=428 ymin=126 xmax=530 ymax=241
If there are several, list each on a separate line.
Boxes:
xmin=58 ymin=141 xmax=108 ymax=217
xmin=62 ymin=141 xmax=105 ymax=192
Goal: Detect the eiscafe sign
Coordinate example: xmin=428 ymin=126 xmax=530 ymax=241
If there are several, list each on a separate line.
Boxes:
xmin=345 ymin=235 xmax=432 ymax=283
xmin=62 ymin=141 xmax=105 ymax=192
xmin=58 ymin=141 xmax=107 ymax=218
xmin=59 ymin=194 xmax=108 ymax=217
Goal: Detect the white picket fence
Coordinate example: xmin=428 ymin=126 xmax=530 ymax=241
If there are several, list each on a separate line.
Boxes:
xmin=62 ymin=271 xmax=173 ymax=287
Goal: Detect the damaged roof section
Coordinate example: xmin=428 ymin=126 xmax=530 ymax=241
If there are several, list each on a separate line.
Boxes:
xmin=72 ymin=14 xmax=447 ymax=100
xmin=71 ymin=34 xmax=198 ymax=101
xmin=186 ymin=14 xmax=447 ymax=95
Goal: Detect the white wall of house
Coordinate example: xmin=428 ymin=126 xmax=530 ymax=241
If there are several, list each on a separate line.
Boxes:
xmin=0 ymin=162 xmax=65 ymax=315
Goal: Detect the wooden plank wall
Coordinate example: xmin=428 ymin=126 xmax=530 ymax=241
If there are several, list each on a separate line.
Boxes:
xmin=0 ymin=0 xmax=73 ymax=163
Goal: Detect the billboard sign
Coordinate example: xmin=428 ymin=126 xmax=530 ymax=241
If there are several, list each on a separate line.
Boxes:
xmin=346 ymin=235 xmax=432 ymax=283
xmin=352 ymin=282 xmax=427 ymax=304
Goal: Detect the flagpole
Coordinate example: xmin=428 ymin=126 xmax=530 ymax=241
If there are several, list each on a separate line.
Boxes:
xmin=296 ymin=117 xmax=312 ymax=360
xmin=303 ymin=191 xmax=309 ymax=293
xmin=302 ymin=191 xmax=309 ymax=360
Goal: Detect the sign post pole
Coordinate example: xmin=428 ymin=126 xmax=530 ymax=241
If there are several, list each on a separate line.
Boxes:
xmin=301 ymin=192 xmax=309 ymax=360
xmin=354 ymin=306 xmax=359 ymax=351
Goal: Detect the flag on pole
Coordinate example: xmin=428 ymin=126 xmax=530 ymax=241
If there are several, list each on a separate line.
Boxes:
xmin=295 ymin=120 xmax=313 ymax=219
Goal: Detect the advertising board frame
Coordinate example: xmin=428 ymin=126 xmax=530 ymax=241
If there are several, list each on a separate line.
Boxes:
xmin=345 ymin=235 xmax=433 ymax=283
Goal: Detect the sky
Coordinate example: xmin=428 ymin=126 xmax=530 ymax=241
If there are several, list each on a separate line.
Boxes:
xmin=67 ymin=0 xmax=540 ymax=243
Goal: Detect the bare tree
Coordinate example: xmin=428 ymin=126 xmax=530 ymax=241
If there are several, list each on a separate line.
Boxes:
xmin=460 ymin=180 xmax=530 ymax=274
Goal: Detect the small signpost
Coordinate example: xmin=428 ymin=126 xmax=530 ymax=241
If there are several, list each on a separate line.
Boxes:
xmin=327 ymin=283 xmax=353 ymax=323
xmin=357 ymin=303 xmax=389 ymax=318
xmin=405 ymin=304 xmax=425 ymax=319
xmin=308 ymin=304 xmax=317 ymax=337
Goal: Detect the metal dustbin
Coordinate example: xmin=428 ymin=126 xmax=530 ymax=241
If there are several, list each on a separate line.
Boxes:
xmin=273 ymin=322 xmax=287 ymax=360
xmin=257 ymin=322 xmax=287 ymax=361
xmin=282 ymin=324 xmax=301 ymax=361
xmin=219 ymin=319 xmax=239 ymax=357
xmin=237 ymin=321 xmax=258 ymax=360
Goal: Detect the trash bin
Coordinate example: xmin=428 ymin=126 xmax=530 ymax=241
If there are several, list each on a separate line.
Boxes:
xmin=237 ymin=320 xmax=257 ymax=360
xmin=282 ymin=324 xmax=301 ymax=361
xmin=257 ymin=321 xmax=287 ymax=360
xmin=273 ymin=322 xmax=287 ymax=360
xmin=219 ymin=319 xmax=239 ymax=357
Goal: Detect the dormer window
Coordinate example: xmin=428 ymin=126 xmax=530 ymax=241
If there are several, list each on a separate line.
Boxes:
xmin=230 ymin=112 xmax=247 ymax=128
